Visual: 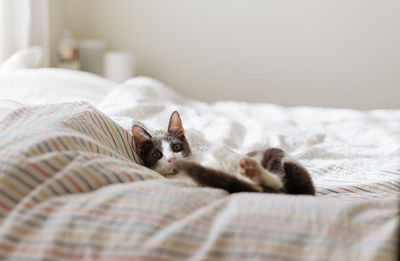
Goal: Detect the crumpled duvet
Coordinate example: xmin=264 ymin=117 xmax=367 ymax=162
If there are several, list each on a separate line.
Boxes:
xmin=0 ymin=77 xmax=398 ymax=260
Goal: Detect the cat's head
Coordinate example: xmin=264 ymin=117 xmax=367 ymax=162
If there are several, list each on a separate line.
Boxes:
xmin=131 ymin=111 xmax=192 ymax=176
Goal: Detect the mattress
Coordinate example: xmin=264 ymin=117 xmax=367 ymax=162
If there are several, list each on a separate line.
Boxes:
xmin=0 ymin=69 xmax=398 ymax=260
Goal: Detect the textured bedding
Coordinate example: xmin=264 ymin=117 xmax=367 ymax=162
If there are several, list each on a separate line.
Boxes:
xmin=0 ymin=76 xmax=399 ymax=260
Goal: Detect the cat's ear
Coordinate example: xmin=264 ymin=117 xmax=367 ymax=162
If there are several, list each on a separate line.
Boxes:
xmin=132 ymin=125 xmax=152 ymax=147
xmin=168 ymin=111 xmax=185 ymax=136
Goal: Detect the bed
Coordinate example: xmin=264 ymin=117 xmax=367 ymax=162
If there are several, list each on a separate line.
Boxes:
xmin=0 ymin=68 xmax=398 ymax=260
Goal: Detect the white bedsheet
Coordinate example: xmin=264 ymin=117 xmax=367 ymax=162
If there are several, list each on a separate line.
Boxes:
xmin=100 ymin=76 xmax=400 ymax=199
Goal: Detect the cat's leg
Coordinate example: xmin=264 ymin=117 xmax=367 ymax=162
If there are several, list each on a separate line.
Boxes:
xmin=261 ymin=148 xmax=315 ymax=195
xmin=239 ymin=157 xmax=284 ymax=190
xmin=174 ymin=160 xmax=263 ymax=193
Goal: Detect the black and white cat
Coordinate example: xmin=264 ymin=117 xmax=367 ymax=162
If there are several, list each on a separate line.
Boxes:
xmin=132 ymin=111 xmax=315 ymax=195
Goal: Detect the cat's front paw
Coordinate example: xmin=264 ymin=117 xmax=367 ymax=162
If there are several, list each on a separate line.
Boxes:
xmin=239 ymin=157 xmax=284 ymax=190
xmin=239 ymin=157 xmax=263 ymax=180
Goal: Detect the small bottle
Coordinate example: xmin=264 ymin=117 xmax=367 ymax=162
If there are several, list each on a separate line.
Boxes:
xmin=57 ymin=30 xmax=80 ymax=70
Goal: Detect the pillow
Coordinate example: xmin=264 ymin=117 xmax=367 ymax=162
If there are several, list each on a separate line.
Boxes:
xmin=0 ymin=68 xmax=116 ymax=106
xmin=0 ymin=46 xmax=43 ymax=71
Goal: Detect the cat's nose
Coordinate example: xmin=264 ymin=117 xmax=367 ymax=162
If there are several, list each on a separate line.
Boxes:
xmin=167 ymin=157 xmax=176 ymax=163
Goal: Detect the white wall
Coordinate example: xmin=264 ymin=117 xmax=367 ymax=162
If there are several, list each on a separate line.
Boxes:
xmin=49 ymin=0 xmax=65 ymax=67
xmin=51 ymin=0 xmax=400 ymax=109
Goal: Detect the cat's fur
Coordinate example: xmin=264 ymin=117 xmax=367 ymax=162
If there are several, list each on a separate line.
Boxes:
xmin=132 ymin=111 xmax=315 ymax=195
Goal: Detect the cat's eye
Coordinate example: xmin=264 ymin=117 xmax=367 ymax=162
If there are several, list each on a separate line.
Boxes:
xmin=152 ymin=151 xmax=162 ymax=159
xmin=172 ymin=144 xmax=182 ymax=152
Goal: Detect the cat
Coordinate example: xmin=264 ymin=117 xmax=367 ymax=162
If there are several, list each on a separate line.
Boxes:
xmin=132 ymin=111 xmax=315 ymax=195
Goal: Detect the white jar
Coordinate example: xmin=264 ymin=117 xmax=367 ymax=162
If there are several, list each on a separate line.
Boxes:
xmin=104 ymin=51 xmax=135 ymax=82
xmin=79 ymin=39 xmax=106 ymax=75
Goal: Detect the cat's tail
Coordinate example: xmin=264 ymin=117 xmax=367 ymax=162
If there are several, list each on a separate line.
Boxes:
xmin=174 ymin=160 xmax=278 ymax=194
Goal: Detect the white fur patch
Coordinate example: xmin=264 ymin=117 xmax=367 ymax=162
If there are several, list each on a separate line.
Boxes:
xmin=162 ymin=140 xmax=174 ymax=161
xmin=155 ymin=140 xmax=186 ymax=175
xmin=258 ymin=168 xmax=284 ymax=189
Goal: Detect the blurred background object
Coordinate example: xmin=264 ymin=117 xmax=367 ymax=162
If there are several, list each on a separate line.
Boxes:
xmin=79 ymin=39 xmax=106 ymax=75
xmin=104 ymin=51 xmax=135 ymax=82
xmin=57 ymin=30 xmax=80 ymax=70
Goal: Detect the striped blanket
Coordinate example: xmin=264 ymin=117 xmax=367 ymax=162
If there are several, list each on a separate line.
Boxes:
xmin=0 ymin=90 xmax=399 ymax=259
